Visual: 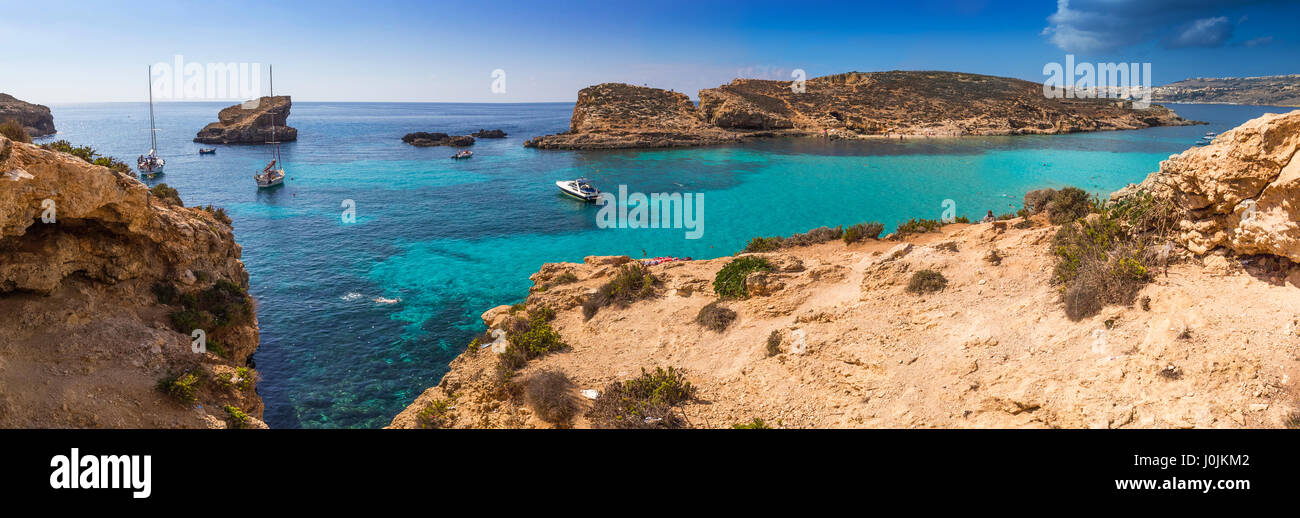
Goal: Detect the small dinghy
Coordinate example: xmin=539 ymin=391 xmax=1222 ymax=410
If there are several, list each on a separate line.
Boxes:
xmin=451 ymin=149 xmax=473 ymax=159
xmin=556 ymin=177 xmax=599 ymax=202
xmin=199 ymin=148 xmax=216 ymax=155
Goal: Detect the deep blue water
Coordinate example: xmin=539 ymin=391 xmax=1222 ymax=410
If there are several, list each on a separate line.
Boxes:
xmin=38 ymin=101 xmax=1295 ymax=428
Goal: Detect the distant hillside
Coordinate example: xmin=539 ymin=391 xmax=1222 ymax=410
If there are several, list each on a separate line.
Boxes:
xmin=1152 ymin=75 xmax=1300 ymax=107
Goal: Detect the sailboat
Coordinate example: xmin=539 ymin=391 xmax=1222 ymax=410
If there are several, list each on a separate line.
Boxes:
xmin=255 ymin=65 xmax=286 ymax=189
xmin=137 ymin=65 xmax=165 ymax=179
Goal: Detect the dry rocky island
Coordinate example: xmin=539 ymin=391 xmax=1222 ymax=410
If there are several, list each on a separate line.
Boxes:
xmin=524 ymin=71 xmax=1198 ymax=150
xmin=394 ymin=109 xmax=1300 ymax=429
xmin=195 ymin=95 xmax=297 ymax=144
xmin=0 ymin=135 xmax=264 ymax=428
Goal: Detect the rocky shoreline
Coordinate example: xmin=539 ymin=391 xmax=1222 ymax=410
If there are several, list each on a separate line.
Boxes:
xmin=401 ymin=132 xmax=475 ymax=147
xmin=525 ymin=71 xmax=1200 ymax=150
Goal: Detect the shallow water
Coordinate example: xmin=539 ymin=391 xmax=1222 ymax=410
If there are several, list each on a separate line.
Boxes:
xmin=40 ymin=101 xmax=1293 ymax=428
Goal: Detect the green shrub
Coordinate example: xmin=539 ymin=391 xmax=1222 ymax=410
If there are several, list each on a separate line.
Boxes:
xmin=1049 ymin=191 xmax=1176 ymax=320
xmin=150 ymin=183 xmax=183 ymax=206
xmin=417 ymin=398 xmax=453 ymax=429
xmin=733 ymin=418 xmax=772 ymax=429
xmin=583 ymin=264 xmax=656 ymax=319
xmin=1023 ymin=188 xmax=1055 ymax=214
xmin=743 ymin=236 xmax=785 ymax=253
xmin=588 ymin=367 xmax=696 ymax=429
xmin=234 ymin=367 xmax=254 ymax=390
xmin=906 ymin=269 xmax=948 ymax=294
xmin=223 ymin=405 xmax=250 ymax=429
xmin=695 ymin=301 xmax=737 ymax=332
xmin=842 ymin=222 xmax=884 ymax=243
xmin=765 ymin=330 xmax=781 ymax=357
xmin=0 ymin=120 xmax=31 ymax=143
xmin=622 ymin=367 xmax=696 ymax=405
xmin=742 ymin=226 xmax=844 ymax=253
xmin=498 ymin=308 xmax=568 ymax=371
xmin=157 ymin=372 xmax=201 ymax=405
xmin=523 ymin=370 xmax=579 ymax=425
xmin=1046 ymin=187 xmax=1094 ymax=224
xmin=202 ymin=205 xmax=232 ymax=225
xmin=40 ymin=140 xmax=132 ymax=175
xmin=713 ymin=256 xmax=773 ymax=299
xmin=152 ymin=282 xmax=179 ymax=305
xmin=547 ymin=271 xmax=578 ymax=288
xmin=894 ymin=218 xmax=943 ymax=238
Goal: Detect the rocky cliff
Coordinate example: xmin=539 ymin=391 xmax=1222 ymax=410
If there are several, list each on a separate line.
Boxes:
xmin=395 ymin=111 xmax=1300 ymax=429
xmin=0 ymin=93 xmax=56 ymax=137
xmin=523 ymin=83 xmax=740 ymax=149
xmin=194 ymin=96 xmax=297 ymax=144
xmin=1117 ymin=109 xmax=1300 ymax=261
xmin=0 ymin=135 xmax=264 ymax=428
xmin=525 ymin=72 xmax=1197 ymax=149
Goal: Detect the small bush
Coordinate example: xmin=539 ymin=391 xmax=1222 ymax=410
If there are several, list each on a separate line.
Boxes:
xmin=0 ymin=120 xmax=31 ymax=143
xmin=695 ymin=301 xmax=737 ymax=332
xmin=150 ymin=183 xmax=184 ymax=206
xmin=906 ymin=269 xmax=948 ymax=294
xmin=549 ymin=271 xmax=578 ymax=287
xmin=588 ymin=367 xmax=695 ymax=429
xmin=842 ymin=222 xmax=884 ymax=244
xmin=417 ymin=398 xmax=453 ymax=429
xmin=784 ymin=226 xmax=842 ymax=247
xmin=202 ymin=205 xmax=232 ymax=225
xmin=1050 ymin=191 xmax=1176 ymax=320
xmin=765 ymin=330 xmax=781 ymax=357
xmin=743 ymin=236 xmax=785 ymax=253
xmin=223 ymin=405 xmax=250 ymax=429
xmin=733 ymin=418 xmax=772 ymax=429
xmin=1023 ymin=188 xmax=1055 ymax=214
xmin=1046 ymin=187 xmax=1094 ymax=224
xmin=152 ymin=282 xmax=179 ymax=305
xmin=523 ymin=370 xmax=579 ymax=425
xmin=157 ymin=372 xmax=200 ymax=405
xmin=583 ymin=264 xmax=656 ymax=319
xmin=622 ymin=367 xmax=696 ymax=405
xmin=713 ymin=256 xmax=773 ymax=299
xmin=894 ymin=218 xmax=943 ymax=238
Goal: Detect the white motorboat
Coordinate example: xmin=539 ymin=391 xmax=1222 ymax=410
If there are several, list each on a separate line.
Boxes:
xmin=451 ymin=149 xmax=473 ymax=159
xmin=556 ymin=177 xmax=599 ymax=202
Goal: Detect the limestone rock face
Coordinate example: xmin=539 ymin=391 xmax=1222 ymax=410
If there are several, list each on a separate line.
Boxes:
xmin=0 ymin=93 xmax=56 ymax=137
xmin=1119 ymin=109 xmax=1300 ymax=261
xmin=0 ymin=135 xmax=263 ymax=428
xmin=524 ymin=72 xmax=1198 ymax=150
xmin=524 ymin=83 xmax=741 ymax=149
xmin=194 ymin=96 xmax=297 ymax=144
xmin=697 ymin=72 xmax=1195 ymax=136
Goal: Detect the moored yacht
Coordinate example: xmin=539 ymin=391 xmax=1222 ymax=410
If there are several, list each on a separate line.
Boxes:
xmin=556 ymin=177 xmax=599 ymax=202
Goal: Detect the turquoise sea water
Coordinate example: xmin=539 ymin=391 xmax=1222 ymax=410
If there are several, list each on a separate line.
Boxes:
xmin=39 ymin=101 xmax=1293 ymax=428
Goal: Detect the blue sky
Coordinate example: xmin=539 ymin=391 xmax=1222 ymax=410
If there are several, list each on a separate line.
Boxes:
xmin=2 ymin=0 xmax=1297 ymax=103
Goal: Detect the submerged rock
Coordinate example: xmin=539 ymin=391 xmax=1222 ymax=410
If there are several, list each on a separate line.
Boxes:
xmin=194 ymin=95 xmax=297 ymax=144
